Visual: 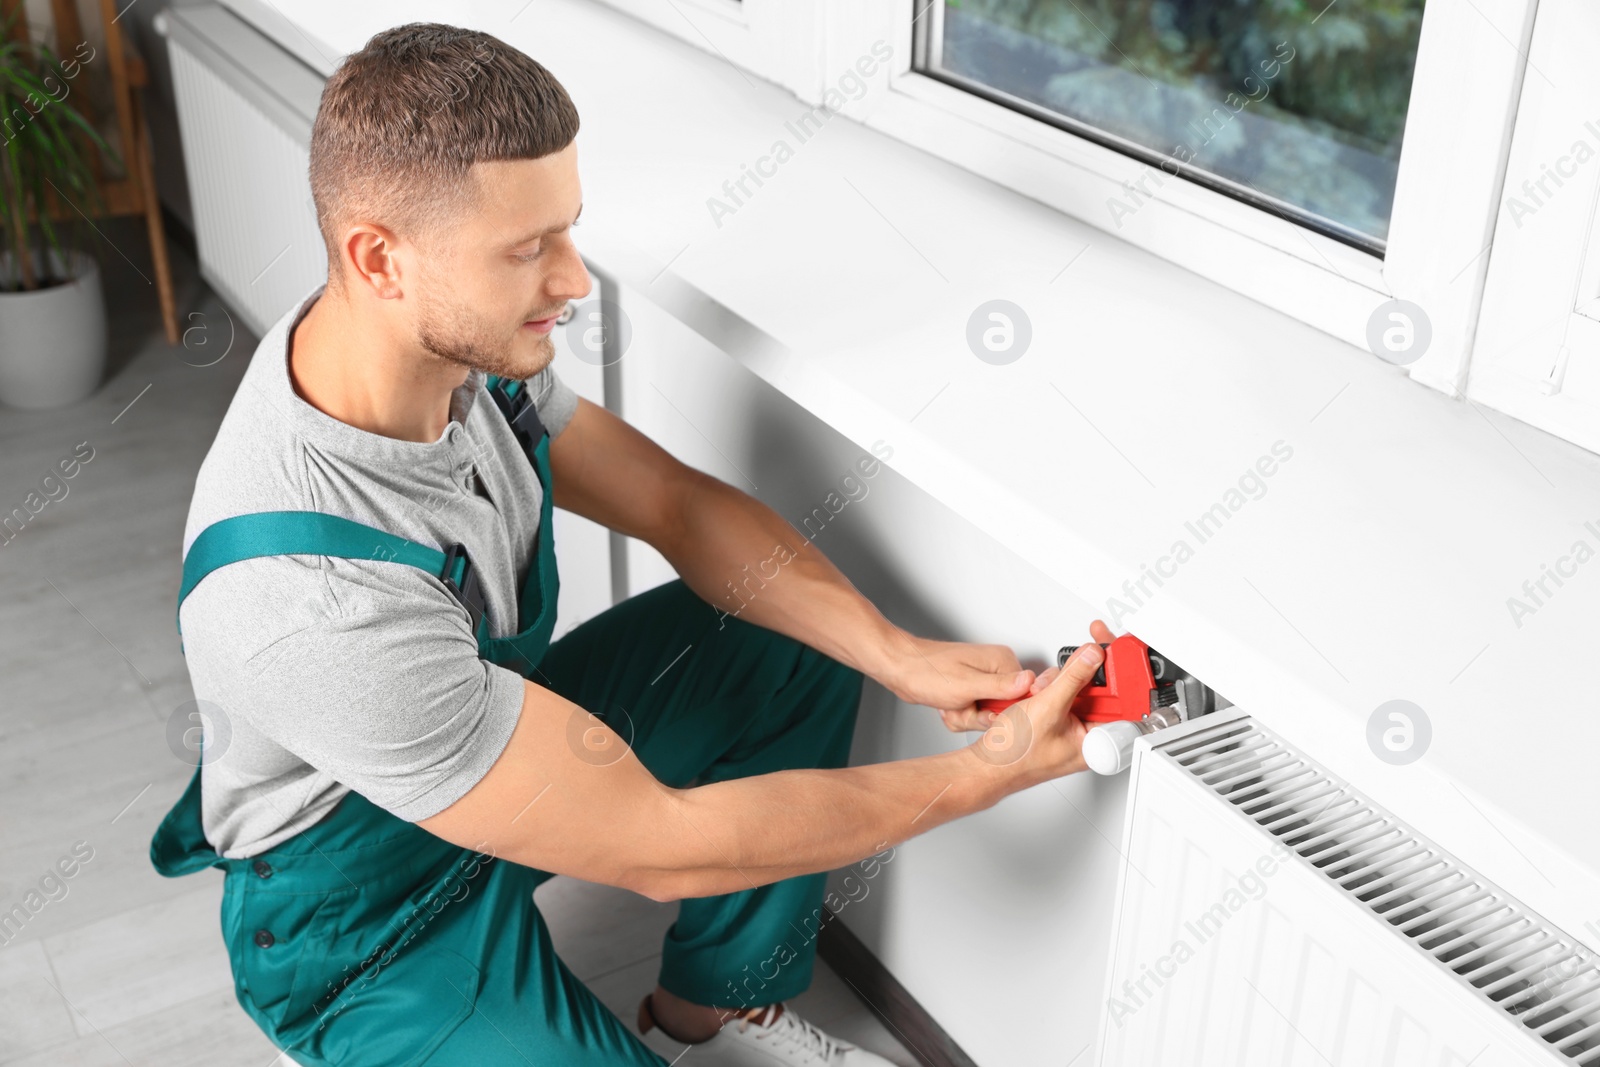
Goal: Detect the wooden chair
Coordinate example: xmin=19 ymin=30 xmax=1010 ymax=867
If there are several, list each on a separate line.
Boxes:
xmin=3 ymin=0 xmax=179 ymax=343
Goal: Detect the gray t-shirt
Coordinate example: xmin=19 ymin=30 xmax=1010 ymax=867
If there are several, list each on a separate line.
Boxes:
xmin=179 ymin=284 xmax=578 ymax=858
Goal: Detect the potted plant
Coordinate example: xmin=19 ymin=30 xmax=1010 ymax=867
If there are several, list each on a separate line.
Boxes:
xmin=0 ymin=9 xmax=119 ymax=409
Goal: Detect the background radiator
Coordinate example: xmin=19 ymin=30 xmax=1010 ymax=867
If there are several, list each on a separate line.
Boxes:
xmin=1098 ymin=708 xmax=1600 ymax=1066
xmin=166 ymin=4 xmax=326 ymax=338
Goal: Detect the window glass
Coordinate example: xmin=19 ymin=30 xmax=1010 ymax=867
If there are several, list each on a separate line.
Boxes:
xmin=920 ymin=0 xmax=1426 ymax=251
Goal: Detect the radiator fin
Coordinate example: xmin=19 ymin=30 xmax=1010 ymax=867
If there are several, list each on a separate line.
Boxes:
xmin=169 ymin=22 xmax=325 ymax=336
xmin=1159 ymin=718 xmax=1600 ymax=1065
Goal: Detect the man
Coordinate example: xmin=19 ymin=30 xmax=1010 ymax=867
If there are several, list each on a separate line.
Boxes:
xmin=151 ymin=22 xmax=1108 ymax=1067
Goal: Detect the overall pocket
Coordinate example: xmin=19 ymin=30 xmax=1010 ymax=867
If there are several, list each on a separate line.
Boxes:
xmin=231 ymin=884 xmax=360 ymax=1045
xmin=305 ymin=945 xmax=483 ymax=1067
xmin=285 ymin=860 xmax=489 ymax=1067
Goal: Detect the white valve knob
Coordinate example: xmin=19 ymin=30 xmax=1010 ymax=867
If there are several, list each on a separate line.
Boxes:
xmin=1083 ymin=720 xmax=1145 ymax=775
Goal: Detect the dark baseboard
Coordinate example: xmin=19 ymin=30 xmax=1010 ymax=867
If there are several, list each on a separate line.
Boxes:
xmin=816 ymin=915 xmax=980 ymax=1067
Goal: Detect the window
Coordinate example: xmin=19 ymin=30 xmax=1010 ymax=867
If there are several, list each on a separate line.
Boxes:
xmin=596 ymin=0 xmax=1596 ymax=454
xmin=914 ymin=0 xmax=1426 ymax=254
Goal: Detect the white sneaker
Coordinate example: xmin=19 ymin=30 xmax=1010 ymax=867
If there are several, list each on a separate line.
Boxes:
xmin=638 ymin=997 xmax=896 ymax=1066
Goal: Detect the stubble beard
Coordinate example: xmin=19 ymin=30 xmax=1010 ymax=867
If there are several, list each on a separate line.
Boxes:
xmin=417 ymin=290 xmax=555 ymax=382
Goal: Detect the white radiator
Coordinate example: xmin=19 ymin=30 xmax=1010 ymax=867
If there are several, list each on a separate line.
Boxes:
xmin=166 ymin=4 xmax=327 ymax=338
xmin=1099 ymin=709 xmax=1600 ymax=1066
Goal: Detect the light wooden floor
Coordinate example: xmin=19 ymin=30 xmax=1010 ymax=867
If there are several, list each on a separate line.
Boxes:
xmin=0 ymin=221 xmax=916 ymax=1066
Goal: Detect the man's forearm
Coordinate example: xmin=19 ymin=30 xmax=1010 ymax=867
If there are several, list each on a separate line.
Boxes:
xmin=633 ymin=743 xmax=1023 ymax=901
xmin=656 ymin=473 xmax=903 ymax=678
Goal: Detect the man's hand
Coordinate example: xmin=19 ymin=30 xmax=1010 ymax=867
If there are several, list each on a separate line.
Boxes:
xmin=877 ymin=633 xmax=1033 ymax=729
xmin=968 ymin=638 xmax=1106 ymax=784
xmin=881 ymin=620 xmax=1116 ymax=732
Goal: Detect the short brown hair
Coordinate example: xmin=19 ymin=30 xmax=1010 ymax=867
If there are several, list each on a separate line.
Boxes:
xmin=308 ymin=23 xmax=580 ymax=282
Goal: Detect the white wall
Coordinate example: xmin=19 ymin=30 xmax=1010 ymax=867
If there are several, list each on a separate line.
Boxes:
xmin=609 ymin=280 xmax=1125 ymax=1066
xmin=547 ymin=281 xmax=616 ymax=641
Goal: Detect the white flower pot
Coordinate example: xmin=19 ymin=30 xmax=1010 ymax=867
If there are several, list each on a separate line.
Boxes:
xmin=0 ymin=250 xmax=107 ymax=409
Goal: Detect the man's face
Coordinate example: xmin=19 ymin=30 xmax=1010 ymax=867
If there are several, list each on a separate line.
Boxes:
xmin=413 ymin=143 xmax=590 ymax=380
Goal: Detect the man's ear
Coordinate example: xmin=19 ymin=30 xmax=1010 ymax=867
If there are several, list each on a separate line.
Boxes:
xmin=343 ymin=221 xmax=408 ymax=300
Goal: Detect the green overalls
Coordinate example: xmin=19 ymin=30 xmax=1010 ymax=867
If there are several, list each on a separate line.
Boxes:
xmin=150 ymin=376 xmax=864 ymax=1066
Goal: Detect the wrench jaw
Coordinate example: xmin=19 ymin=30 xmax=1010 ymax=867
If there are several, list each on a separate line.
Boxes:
xmin=1071 ymin=638 xmax=1227 ymax=774
xmin=1055 ymin=636 xmax=1223 ymax=725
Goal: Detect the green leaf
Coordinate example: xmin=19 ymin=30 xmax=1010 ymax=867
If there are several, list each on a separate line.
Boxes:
xmin=0 ymin=17 xmax=115 ymax=280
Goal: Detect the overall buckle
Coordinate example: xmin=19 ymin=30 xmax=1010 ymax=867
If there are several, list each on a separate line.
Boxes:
xmin=488 ymin=378 xmax=548 ymax=458
xmin=439 ymin=542 xmax=488 ymax=634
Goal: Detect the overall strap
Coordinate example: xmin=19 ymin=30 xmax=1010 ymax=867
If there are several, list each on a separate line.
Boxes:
xmin=176 ymin=376 xmax=545 ymax=642
xmin=177 ymin=512 xmax=483 ymax=637
xmin=480 ymin=373 xmax=559 ymax=675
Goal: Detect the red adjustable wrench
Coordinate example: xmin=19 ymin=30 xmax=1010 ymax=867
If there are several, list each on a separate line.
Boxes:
xmin=974 ymin=633 xmax=1223 ymax=773
xmin=976 ymin=633 xmax=1167 ymax=723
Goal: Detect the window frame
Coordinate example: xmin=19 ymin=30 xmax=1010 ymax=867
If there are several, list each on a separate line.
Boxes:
xmin=1465 ymin=0 xmax=1600 ymax=455
xmin=591 ymin=0 xmax=1550 ymax=436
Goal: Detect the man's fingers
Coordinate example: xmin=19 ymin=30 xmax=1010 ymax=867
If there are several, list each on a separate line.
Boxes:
xmin=1041 ymin=643 xmax=1104 ymax=708
xmin=1089 ymin=619 xmax=1116 ymax=644
xmin=941 ymin=707 xmax=995 ymax=732
xmin=959 ymin=666 xmax=1034 ymax=717
xmin=974 ymin=666 xmax=1033 ymax=703
xmin=974 ymin=643 xmax=1026 ymax=674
